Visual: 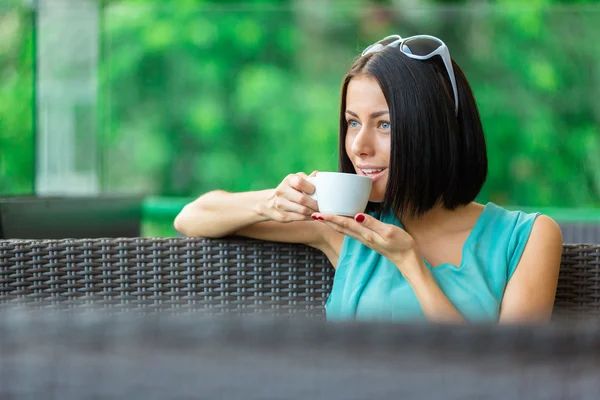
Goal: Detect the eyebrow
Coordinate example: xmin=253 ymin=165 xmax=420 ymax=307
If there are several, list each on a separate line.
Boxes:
xmin=345 ymin=109 xmax=389 ymax=119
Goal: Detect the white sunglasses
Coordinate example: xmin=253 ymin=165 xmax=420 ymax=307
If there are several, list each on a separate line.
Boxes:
xmin=362 ymin=34 xmax=459 ymax=116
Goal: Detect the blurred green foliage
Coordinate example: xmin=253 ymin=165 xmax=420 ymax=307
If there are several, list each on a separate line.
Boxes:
xmin=1 ymin=0 xmax=600 ymax=212
xmin=0 ymin=0 xmax=34 ymax=195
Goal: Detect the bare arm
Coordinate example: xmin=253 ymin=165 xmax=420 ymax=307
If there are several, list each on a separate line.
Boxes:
xmin=174 ymin=189 xmax=273 ymax=239
xmin=401 ymin=251 xmax=467 ymax=323
xmin=174 ymin=174 xmax=344 ymax=265
xmin=498 ymin=215 xmax=563 ymax=324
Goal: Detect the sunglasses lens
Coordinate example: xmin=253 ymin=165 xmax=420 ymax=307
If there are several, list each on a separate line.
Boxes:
xmin=401 ymin=37 xmax=441 ymax=56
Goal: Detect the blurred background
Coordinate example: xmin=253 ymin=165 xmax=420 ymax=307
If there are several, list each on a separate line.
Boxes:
xmin=0 ymin=0 xmax=599 ymax=238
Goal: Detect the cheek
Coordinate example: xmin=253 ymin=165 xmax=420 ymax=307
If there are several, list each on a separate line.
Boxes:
xmin=378 ymin=136 xmax=391 ymax=160
xmin=344 ymin=133 xmax=355 ymax=158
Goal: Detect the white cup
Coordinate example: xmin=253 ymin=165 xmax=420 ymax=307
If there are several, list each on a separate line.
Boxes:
xmin=306 ymin=172 xmax=372 ymax=216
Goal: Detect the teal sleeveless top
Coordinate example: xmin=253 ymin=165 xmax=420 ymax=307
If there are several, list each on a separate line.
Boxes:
xmin=325 ymin=203 xmax=539 ymax=323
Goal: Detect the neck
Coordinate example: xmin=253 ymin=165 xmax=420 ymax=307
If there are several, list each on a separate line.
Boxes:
xmin=400 ymin=202 xmax=481 ymax=239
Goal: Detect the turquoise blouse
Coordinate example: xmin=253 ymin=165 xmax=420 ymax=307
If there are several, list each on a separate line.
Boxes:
xmin=325 ymin=202 xmax=540 ymax=323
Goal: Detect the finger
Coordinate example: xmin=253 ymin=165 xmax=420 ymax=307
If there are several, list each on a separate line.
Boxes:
xmin=300 ymin=173 xmax=317 ymax=196
xmin=312 ymin=213 xmax=362 ymax=233
xmin=285 ymin=212 xmax=315 ymax=222
xmin=275 ymin=196 xmax=316 ymax=217
xmin=284 ymin=185 xmax=318 ymax=212
xmin=313 ymin=213 xmax=383 ymax=243
xmin=296 ymin=172 xmax=308 ymax=179
xmin=319 ymin=219 xmax=361 ymax=238
xmin=315 ymin=213 xmax=363 ymax=229
xmin=278 ymin=211 xmax=315 ymax=222
xmin=317 ymin=219 xmax=378 ymax=248
xmin=308 ymin=170 xmax=318 ymax=177
xmin=286 ymin=173 xmax=315 ymax=196
xmin=353 ymin=213 xmax=395 ymax=241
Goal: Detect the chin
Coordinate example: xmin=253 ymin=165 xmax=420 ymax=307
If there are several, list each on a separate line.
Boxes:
xmin=367 ymin=181 xmax=386 ymax=203
xmin=368 ymin=192 xmax=385 ymax=203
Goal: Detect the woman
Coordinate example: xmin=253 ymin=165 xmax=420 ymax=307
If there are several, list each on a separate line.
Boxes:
xmin=175 ymin=34 xmax=563 ymax=323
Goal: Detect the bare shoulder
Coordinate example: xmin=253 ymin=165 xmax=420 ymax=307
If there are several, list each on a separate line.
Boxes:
xmin=518 ymin=214 xmax=563 ymax=271
xmin=235 ymin=220 xmax=344 ymax=267
xmin=528 ymin=215 xmax=563 ymax=252
xmin=498 ymin=215 xmax=563 ymax=323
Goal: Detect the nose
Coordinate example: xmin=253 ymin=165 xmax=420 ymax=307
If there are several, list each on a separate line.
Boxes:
xmin=350 ymin=126 xmax=375 ymax=157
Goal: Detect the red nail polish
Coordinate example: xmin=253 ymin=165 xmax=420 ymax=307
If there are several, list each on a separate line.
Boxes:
xmin=355 ymin=214 xmax=365 ymax=223
xmin=311 ymin=215 xmax=318 ymax=220
xmin=317 ymin=216 xmax=324 ymax=221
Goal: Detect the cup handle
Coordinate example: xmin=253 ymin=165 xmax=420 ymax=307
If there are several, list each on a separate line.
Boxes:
xmin=306 ymin=177 xmax=317 ymax=200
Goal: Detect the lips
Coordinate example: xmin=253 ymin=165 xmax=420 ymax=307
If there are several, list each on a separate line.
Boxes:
xmin=358 ymin=167 xmax=388 ymax=182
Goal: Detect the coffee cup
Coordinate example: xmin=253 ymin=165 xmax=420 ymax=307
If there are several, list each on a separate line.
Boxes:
xmin=306 ymin=172 xmax=372 ymax=216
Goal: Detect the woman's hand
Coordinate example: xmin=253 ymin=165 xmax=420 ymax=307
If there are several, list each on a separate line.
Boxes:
xmin=312 ymin=212 xmax=423 ymax=278
xmin=258 ymin=171 xmax=319 ymax=223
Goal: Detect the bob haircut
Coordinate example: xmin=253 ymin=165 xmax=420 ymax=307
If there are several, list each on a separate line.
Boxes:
xmin=338 ymin=42 xmax=488 ymax=218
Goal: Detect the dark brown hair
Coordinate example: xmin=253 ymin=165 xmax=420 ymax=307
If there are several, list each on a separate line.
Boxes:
xmin=338 ymin=44 xmax=488 ymax=218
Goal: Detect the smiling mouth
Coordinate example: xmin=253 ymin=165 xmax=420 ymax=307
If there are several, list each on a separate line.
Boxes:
xmin=358 ymin=168 xmax=387 ymax=180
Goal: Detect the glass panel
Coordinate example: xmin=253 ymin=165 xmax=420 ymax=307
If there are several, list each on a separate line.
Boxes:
xmin=35 ymin=0 xmax=100 ymax=195
xmin=0 ymin=0 xmax=34 ymax=196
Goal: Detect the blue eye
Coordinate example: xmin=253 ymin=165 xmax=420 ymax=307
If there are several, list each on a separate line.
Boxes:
xmin=348 ymin=120 xmax=360 ymax=128
xmin=380 ymin=121 xmax=391 ymax=130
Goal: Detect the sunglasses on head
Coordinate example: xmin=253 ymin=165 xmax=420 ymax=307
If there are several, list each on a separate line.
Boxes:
xmin=361 ymin=34 xmax=459 ymax=116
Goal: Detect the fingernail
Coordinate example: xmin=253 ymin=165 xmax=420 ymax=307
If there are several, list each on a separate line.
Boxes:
xmin=311 ymin=215 xmax=318 ymax=220
xmin=355 ymin=214 xmax=365 ymax=223
xmin=317 ymin=216 xmax=324 ymax=221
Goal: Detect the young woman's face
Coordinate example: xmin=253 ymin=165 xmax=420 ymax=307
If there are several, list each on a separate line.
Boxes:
xmin=344 ymin=74 xmax=391 ymax=202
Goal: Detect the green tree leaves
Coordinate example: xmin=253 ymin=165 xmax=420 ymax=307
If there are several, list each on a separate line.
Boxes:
xmin=1 ymin=0 xmax=599 ymax=210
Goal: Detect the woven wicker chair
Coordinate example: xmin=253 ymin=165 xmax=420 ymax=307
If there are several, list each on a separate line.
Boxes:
xmin=1 ymin=237 xmax=599 ymax=320
xmin=2 ymin=310 xmax=600 ymax=399
xmin=1 ymin=238 xmax=600 ymax=398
